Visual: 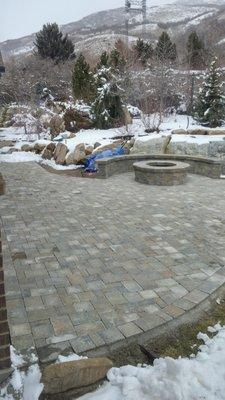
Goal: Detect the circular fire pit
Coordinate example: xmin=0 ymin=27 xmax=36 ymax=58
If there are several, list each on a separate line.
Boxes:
xmin=133 ymin=160 xmax=190 ymax=186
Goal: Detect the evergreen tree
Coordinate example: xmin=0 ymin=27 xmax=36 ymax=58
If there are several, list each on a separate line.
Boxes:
xmin=72 ymin=54 xmax=94 ymax=102
xmin=135 ymin=38 xmax=154 ymax=65
xmin=155 ymin=32 xmax=177 ymax=62
xmin=34 ymin=23 xmax=75 ymax=62
xmin=195 ymin=58 xmax=225 ymax=127
xmin=110 ymin=48 xmax=126 ymax=72
xmin=187 ymin=31 xmax=205 ymax=69
xmin=98 ymin=51 xmax=109 ymax=68
xmin=91 ymin=65 xmax=124 ymax=129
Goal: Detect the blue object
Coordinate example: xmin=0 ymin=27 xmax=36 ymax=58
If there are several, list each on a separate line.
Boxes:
xmin=85 ymin=146 xmax=125 ymax=172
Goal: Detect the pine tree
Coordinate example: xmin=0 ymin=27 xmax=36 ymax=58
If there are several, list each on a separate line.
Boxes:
xmin=195 ymin=58 xmax=225 ymax=127
xmin=155 ymin=32 xmax=177 ymax=63
xmin=91 ymin=65 xmax=124 ymax=129
xmin=110 ymin=48 xmax=126 ymax=72
xmin=135 ymin=38 xmax=153 ymax=65
xmin=187 ymin=31 xmax=205 ymax=69
xmin=34 ymin=23 xmax=75 ymax=62
xmin=72 ymin=54 xmax=95 ymax=102
xmin=98 ymin=51 xmax=109 ymax=68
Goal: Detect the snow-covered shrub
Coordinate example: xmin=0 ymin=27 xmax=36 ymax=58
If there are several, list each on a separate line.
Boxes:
xmin=195 ymin=58 xmax=225 ymax=128
xmin=91 ymin=66 xmax=124 ymax=129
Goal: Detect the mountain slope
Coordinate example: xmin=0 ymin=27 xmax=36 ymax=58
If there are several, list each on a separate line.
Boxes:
xmin=0 ymin=1 xmax=224 ymax=59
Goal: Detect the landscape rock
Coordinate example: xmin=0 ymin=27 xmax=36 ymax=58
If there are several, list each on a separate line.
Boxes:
xmin=46 ymin=142 xmax=56 ymax=153
xmin=8 ymin=148 xmax=19 ymax=154
xmin=208 ymin=129 xmax=225 ymax=136
xmin=42 ymin=358 xmax=113 ymax=395
xmin=50 ymin=115 xmax=65 ymax=139
xmin=171 ymin=129 xmax=187 ymax=135
xmin=54 ymin=143 xmax=69 ymax=165
xmin=94 ymin=142 xmax=101 ymax=149
xmin=85 ymin=145 xmax=94 ymax=156
xmin=131 ymin=136 xmax=170 ymax=154
xmin=68 ymin=132 xmax=76 ymax=139
xmin=73 ymin=143 xmax=86 ymax=164
xmin=208 ymin=141 xmax=225 ymax=158
xmin=93 ymin=140 xmax=123 ymax=154
xmin=65 ymin=152 xmax=75 ymax=166
xmin=0 ymin=140 xmax=14 ymax=149
xmin=188 ymin=129 xmax=209 ymax=135
xmin=21 ymin=144 xmax=33 ymax=152
xmin=64 ymin=108 xmax=94 ymax=133
xmin=168 ymin=141 xmax=209 ymax=156
xmin=42 ymin=148 xmax=53 ymax=160
xmin=34 ymin=143 xmax=47 ymax=154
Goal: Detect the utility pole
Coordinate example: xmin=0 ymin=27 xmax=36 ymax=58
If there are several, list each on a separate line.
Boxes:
xmin=125 ymin=0 xmax=147 ymax=42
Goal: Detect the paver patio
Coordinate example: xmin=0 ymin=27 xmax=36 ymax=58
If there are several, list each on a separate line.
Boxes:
xmin=1 ymin=162 xmax=225 ymax=362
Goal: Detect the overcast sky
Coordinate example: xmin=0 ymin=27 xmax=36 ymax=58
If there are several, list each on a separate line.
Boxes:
xmin=0 ymin=0 xmax=175 ymax=42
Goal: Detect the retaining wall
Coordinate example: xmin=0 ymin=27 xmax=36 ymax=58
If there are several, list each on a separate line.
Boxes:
xmin=96 ymin=154 xmax=222 ymax=179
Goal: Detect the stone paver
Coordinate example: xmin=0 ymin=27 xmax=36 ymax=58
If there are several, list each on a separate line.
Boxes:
xmin=1 ymin=163 xmax=225 ymax=360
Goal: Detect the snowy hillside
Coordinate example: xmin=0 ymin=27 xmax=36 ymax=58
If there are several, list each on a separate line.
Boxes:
xmin=0 ymin=1 xmax=223 ymax=59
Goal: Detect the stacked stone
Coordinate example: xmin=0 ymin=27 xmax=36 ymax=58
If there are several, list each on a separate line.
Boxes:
xmin=0 ymin=235 xmax=11 ymax=383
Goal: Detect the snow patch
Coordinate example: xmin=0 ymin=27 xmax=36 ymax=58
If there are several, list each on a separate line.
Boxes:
xmin=78 ymin=324 xmax=225 ymax=400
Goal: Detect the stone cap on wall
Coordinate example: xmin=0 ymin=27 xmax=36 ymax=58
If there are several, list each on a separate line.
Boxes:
xmin=96 ymin=154 xmax=221 ymax=166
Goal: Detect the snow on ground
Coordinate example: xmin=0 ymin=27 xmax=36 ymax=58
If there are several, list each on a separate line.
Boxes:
xmin=1 ymin=115 xmax=225 ymax=167
xmin=0 ymin=127 xmax=50 ymax=143
xmin=0 ymin=152 xmax=42 ymax=163
xmin=1 ymin=326 xmax=225 ymax=399
xmin=0 ymin=349 xmax=86 ymax=399
xmin=41 ymin=159 xmax=83 ymax=170
xmin=56 ymin=353 xmax=88 ymax=363
xmin=78 ymin=324 xmax=225 ymax=400
xmin=0 ymin=347 xmax=43 ymax=400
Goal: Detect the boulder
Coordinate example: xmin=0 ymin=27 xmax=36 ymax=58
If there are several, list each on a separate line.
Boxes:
xmin=187 ymin=129 xmax=208 ymax=135
xmin=0 ymin=140 xmax=14 ymax=149
xmin=208 ymin=141 xmax=225 ymax=158
xmin=73 ymin=143 xmax=86 ymax=164
xmin=53 ymin=143 xmax=69 ymax=165
xmin=46 ymin=142 xmax=56 ymax=153
xmin=171 ymin=129 xmax=187 ymax=135
xmin=8 ymin=148 xmax=19 ymax=154
xmin=64 ymin=108 xmax=94 ymax=133
xmin=168 ymin=141 xmax=209 ymax=156
xmin=42 ymin=148 xmax=53 ymax=160
xmin=93 ymin=140 xmax=123 ymax=154
xmin=68 ymin=132 xmax=76 ymax=139
xmin=131 ymin=136 xmax=170 ymax=155
xmin=42 ymin=358 xmax=113 ymax=395
xmin=21 ymin=144 xmax=33 ymax=152
xmin=66 ymin=143 xmax=86 ymax=165
xmin=34 ymin=143 xmax=47 ymax=154
xmin=85 ymin=145 xmax=94 ymax=156
xmin=50 ymin=115 xmax=65 ymax=139
xmin=65 ymin=152 xmax=75 ymax=166
xmin=94 ymin=142 xmax=101 ymax=149
xmin=208 ymin=129 xmax=225 ymax=136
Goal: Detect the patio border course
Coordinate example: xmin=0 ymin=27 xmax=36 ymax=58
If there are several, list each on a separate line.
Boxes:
xmin=0 ymin=233 xmax=11 ymax=384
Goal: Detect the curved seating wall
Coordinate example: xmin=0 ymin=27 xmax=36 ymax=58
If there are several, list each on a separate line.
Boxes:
xmin=96 ymin=154 xmax=222 ymax=179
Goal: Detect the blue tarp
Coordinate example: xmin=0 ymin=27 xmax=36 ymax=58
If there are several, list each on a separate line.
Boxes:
xmin=85 ymin=146 xmax=125 ymax=172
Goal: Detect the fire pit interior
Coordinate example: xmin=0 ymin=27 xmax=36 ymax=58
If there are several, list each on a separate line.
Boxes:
xmin=133 ymin=160 xmax=190 ymax=186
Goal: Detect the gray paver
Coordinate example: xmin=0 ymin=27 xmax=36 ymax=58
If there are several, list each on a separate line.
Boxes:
xmin=1 ymin=163 xmax=225 ymax=357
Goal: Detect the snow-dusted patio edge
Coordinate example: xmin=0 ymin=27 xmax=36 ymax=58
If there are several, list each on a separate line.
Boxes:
xmin=80 ymin=281 xmax=225 ymax=359
xmin=2 ymin=323 xmax=225 ymax=400
xmin=78 ymin=323 xmax=225 ymax=400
